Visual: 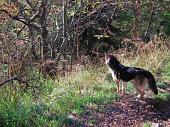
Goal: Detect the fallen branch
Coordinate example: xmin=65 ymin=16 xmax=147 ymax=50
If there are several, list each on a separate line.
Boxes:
xmin=0 ymin=76 xmax=27 ymax=87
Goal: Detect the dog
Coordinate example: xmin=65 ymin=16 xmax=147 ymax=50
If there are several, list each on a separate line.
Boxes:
xmin=105 ymin=54 xmax=158 ymax=99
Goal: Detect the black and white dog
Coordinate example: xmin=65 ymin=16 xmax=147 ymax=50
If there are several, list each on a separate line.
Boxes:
xmin=105 ymin=54 xmax=158 ymax=99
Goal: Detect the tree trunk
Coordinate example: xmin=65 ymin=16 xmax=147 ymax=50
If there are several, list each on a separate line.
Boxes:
xmin=132 ymin=0 xmax=141 ymax=41
xmin=40 ymin=0 xmax=49 ymax=60
xmin=63 ymin=0 xmax=68 ymax=58
xmin=29 ymin=26 xmax=38 ymax=60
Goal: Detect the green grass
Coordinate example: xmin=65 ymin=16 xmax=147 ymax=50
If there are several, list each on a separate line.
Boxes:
xmin=154 ymin=56 xmax=170 ymax=100
xmin=162 ymin=58 xmax=170 ymax=81
xmin=0 ymin=68 xmax=119 ymax=127
xmin=0 ymin=63 xmax=169 ymax=126
xmin=143 ymin=122 xmax=152 ymax=127
xmin=0 ymin=43 xmax=169 ymax=126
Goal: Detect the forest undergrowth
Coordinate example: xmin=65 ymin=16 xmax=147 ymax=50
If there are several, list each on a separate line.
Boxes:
xmin=0 ymin=40 xmax=170 ymax=127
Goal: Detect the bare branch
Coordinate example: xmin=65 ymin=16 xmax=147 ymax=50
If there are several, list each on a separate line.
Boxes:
xmin=0 ymin=76 xmax=27 ymax=87
xmin=0 ymin=9 xmax=41 ymax=30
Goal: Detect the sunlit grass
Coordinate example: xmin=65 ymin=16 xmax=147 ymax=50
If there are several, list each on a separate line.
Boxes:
xmin=0 ymin=40 xmax=169 ymax=126
xmin=118 ymin=42 xmax=169 ymax=74
xmin=0 ymin=67 xmax=119 ymax=126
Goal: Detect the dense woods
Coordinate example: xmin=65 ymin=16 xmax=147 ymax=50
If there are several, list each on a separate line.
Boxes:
xmin=0 ymin=0 xmax=170 ymax=78
xmin=0 ymin=0 xmax=170 ymax=126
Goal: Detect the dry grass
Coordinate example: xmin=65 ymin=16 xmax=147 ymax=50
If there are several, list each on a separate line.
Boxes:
xmin=114 ymin=38 xmax=169 ymax=74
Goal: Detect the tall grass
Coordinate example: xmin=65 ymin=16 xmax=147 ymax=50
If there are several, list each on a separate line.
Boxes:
xmin=117 ymin=39 xmax=169 ymax=74
xmin=0 ymin=39 xmax=169 ymax=126
xmin=0 ymin=68 xmax=119 ymax=126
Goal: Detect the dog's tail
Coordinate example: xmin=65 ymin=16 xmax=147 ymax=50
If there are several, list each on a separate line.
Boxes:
xmin=144 ymin=70 xmax=158 ymax=95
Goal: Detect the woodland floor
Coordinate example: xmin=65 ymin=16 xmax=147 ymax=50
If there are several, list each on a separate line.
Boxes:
xmin=69 ymin=82 xmax=170 ymax=127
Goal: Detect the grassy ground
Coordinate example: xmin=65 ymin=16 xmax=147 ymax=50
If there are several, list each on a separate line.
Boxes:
xmin=0 ymin=43 xmax=169 ymax=126
xmin=0 ymin=67 xmax=119 ymax=126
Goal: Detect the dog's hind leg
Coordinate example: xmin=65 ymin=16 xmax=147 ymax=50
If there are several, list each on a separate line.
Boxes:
xmin=134 ymin=85 xmax=145 ymax=99
xmin=137 ymin=89 xmax=145 ymax=99
xmin=133 ymin=79 xmax=145 ymax=99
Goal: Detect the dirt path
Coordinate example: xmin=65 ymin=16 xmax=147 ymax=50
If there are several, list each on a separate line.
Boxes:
xmin=78 ymin=93 xmax=170 ymax=127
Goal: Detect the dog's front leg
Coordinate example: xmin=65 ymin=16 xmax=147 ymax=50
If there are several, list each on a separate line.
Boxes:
xmin=122 ymin=82 xmax=127 ymax=95
xmin=116 ymin=80 xmax=120 ymax=93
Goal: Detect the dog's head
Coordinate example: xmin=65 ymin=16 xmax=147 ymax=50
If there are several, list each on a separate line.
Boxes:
xmin=105 ymin=53 xmax=120 ymax=66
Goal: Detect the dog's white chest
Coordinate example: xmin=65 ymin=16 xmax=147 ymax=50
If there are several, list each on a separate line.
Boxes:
xmin=105 ymin=58 xmax=117 ymax=81
xmin=108 ymin=67 xmax=117 ymax=81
